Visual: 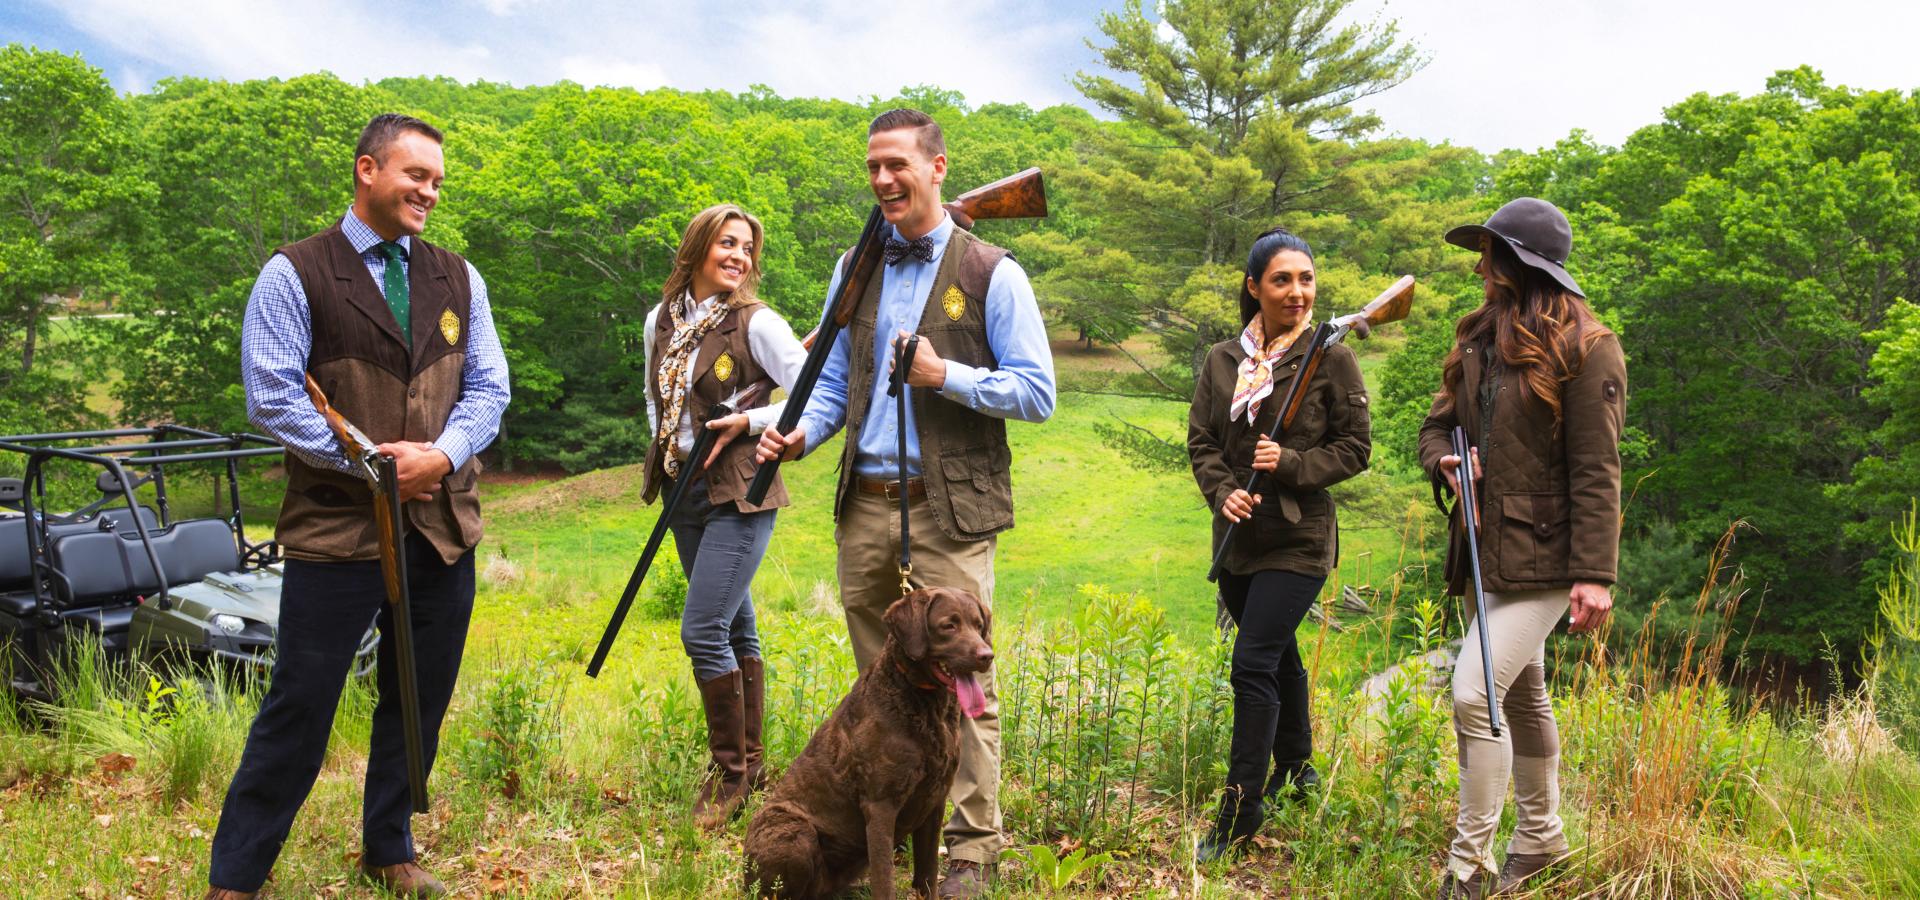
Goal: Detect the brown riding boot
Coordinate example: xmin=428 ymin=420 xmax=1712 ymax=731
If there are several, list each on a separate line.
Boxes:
xmin=202 ymin=889 xmax=256 ymax=900
xmin=693 ymin=668 xmax=749 ymax=830
xmin=359 ymin=859 xmax=447 ymax=897
xmin=740 ymin=657 xmax=768 ymax=793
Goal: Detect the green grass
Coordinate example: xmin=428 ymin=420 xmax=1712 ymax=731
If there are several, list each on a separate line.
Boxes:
xmin=4 ymin=336 xmax=1919 ymax=897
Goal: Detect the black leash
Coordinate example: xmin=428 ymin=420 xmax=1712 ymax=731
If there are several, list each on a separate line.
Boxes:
xmin=888 ymin=335 xmax=921 ymax=598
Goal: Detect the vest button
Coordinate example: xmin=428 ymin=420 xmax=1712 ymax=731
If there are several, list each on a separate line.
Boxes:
xmin=408 ymin=388 xmax=418 ymax=399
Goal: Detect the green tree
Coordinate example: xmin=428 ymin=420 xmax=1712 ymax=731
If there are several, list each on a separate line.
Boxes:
xmin=0 ymin=45 xmax=147 ymax=433
xmin=1046 ymin=0 xmax=1442 ymax=381
xmin=113 ymin=74 xmax=390 ymax=431
xmin=460 ymin=86 xmax=804 ymax=470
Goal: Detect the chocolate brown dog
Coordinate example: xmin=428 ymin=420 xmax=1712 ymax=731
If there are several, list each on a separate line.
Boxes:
xmin=743 ymin=587 xmax=993 ymax=899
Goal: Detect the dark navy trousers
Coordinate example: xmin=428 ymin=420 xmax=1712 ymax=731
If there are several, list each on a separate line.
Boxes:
xmin=209 ymin=532 xmax=473 ymax=892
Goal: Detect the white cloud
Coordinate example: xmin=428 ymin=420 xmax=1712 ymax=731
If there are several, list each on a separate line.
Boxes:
xmin=557 ymin=55 xmax=671 ymax=90
xmin=734 ymin=0 xmax=1081 ymax=107
xmin=1359 ymin=0 xmax=1920 ymax=152
xmin=53 ymin=0 xmax=503 ymax=85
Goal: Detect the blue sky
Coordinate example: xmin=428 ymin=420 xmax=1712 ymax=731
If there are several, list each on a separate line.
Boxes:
xmin=5 ymin=0 xmax=1917 ymax=153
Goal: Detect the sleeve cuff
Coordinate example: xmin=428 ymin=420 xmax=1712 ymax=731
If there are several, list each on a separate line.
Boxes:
xmin=432 ymin=432 xmax=474 ymax=472
xmin=746 ymin=403 xmax=783 ymax=434
xmin=1273 ymin=449 xmax=1303 ymax=487
xmin=937 ymin=361 xmax=981 ymax=408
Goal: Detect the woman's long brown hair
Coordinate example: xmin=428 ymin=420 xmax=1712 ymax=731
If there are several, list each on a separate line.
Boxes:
xmin=660 ymin=203 xmax=765 ymax=308
xmin=1435 ymin=241 xmax=1611 ymax=424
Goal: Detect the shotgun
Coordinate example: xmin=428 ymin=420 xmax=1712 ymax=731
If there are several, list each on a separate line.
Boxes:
xmin=1206 ymin=276 xmax=1416 ymax=583
xmin=742 ymin=168 xmax=1049 ymax=505
xmin=586 ymin=373 xmax=782 ymax=678
xmin=302 ymin=374 xmax=431 ymax=813
xmin=1451 ymin=425 xmax=1502 ymax=737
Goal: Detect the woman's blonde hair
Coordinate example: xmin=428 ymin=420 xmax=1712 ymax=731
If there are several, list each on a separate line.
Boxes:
xmin=661 ymin=203 xmax=765 ymax=307
xmin=1436 ymin=241 xmax=1611 ymax=425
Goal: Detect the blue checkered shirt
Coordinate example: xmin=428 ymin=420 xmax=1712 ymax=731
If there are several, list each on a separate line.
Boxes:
xmin=240 ymin=208 xmax=511 ymax=474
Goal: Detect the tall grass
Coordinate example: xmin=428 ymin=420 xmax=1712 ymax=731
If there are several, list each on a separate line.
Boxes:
xmin=3 ymin=515 xmax=1920 ymax=895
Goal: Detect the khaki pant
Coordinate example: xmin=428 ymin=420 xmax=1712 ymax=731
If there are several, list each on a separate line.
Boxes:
xmin=1448 ymin=588 xmax=1571 ymax=880
xmin=837 ymin=489 xmax=1002 ymax=865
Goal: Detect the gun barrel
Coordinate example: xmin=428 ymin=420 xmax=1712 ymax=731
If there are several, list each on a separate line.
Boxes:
xmin=1451 ymin=426 xmax=1502 ymax=738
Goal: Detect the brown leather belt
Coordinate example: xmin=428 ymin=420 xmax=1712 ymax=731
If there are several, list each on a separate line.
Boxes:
xmin=854 ymin=476 xmax=926 ymax=500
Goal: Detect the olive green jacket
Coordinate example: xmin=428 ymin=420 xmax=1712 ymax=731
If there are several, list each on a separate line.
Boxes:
xmin=1188 ymin=336 xmax=1372 ymax=578
xmin=1418 ymin=333 xmax=1627 ymax=594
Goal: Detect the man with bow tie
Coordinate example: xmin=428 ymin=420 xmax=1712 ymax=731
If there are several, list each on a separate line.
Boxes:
xmin=755 ymin=107 xmax=1055 ymax=897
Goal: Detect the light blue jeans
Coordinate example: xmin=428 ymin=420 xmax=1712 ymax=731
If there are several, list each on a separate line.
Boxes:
xmin=667 ymin=476 xmax=774 ymax=681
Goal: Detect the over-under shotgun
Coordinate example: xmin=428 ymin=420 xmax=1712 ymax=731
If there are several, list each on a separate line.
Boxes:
xmin=742 ymin=168 xmax=1049 ymax=505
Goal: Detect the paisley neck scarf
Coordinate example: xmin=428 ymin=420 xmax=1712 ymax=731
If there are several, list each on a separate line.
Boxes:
xmin=654 ymin=293 xmax=730 ymax=476
xmin=1229 ymin=316 xmax=1310 ymax=424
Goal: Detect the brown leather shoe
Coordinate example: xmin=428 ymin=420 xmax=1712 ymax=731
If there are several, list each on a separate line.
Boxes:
xmin=740 ymin=657 xmax=768 ymax=793
xmin=938 ymin=860 xmax=993 ymax=899
xmin=1494 ymin=850 xmax=1568 ymax=894
xmin=693 ymin=668 xmax=749 ymax=831
xmin=360 ymin=859 xmax=447 ymax=897
xmin=1436 ymin=869 xmax=1490 ymax=900
xmin=203 ymin=889 xmax=256 ymax=900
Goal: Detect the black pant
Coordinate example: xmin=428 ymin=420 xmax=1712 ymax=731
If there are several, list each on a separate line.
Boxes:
xmin=209 ymin=532 xmax=474 ymax=892
xmin=1218 ymin=569 xmax=1324 ymax=792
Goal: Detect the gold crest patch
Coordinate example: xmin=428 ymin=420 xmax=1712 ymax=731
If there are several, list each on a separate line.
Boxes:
xmin=941 ymin=285 xmax=967 ymax=321
xmin=713 ymin=351 xmax=735 ymax=382
xmin=438 ymin=308 xmax=460 ymax=346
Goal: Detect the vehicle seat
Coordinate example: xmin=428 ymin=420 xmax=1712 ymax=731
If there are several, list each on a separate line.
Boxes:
xmin=48 ymin=518 xmax=240 ymax=605
xmin=0 ymin=506 xmax=160 ymax=592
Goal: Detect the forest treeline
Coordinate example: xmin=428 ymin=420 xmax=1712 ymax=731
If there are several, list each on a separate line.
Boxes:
xmin=5 ymin=0 xmax=1919 ymax=662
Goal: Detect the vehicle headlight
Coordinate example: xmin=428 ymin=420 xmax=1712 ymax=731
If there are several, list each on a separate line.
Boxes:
xmin=211 ymin=614 xmax=247 ymax=635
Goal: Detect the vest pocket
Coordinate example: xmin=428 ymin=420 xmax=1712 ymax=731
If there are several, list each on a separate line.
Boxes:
xmin=940 ymin=449 xmax=1012 ymax=534
xmin=1497 ymin=491 xmax=1570 ymax=583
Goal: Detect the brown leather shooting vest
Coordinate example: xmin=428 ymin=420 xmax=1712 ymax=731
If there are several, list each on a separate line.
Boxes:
xmin=274 ymin=224 xmax=484 ymax=565
xmin=641 ymin=300 xmax=789 ymax=513
xmin=834 ymin=227 xmax=1014 ymax=542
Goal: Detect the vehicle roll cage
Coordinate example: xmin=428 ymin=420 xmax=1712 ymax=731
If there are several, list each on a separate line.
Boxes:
xmin=0 ymin=425 xmax=284 ymax=616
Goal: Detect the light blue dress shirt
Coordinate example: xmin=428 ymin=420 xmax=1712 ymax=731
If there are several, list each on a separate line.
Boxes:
xmin=796 ymin=213 xmax=1055 ymax=478
xmin=240 ymin=208 xmax=511 ymax=474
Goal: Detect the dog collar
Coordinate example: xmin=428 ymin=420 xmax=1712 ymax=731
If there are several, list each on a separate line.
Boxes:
xmin=892 ymin=659 xmax=940 ymax=692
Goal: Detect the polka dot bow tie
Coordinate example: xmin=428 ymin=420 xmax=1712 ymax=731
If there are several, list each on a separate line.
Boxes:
xmin=884 ymin=235 xmax=936 ymax=266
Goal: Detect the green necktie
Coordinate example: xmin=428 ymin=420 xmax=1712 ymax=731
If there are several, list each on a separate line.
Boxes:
xmin=376 ymin=241 xmax=411 ymax=348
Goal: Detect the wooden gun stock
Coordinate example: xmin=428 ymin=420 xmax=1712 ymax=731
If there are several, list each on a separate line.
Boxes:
xmin=1336 ymin=275 xmax=1417 ymax=340
xmin=943 ymin=167 xmax=1048 ymax=230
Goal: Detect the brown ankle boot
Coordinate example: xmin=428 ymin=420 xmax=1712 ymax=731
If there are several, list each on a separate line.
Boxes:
xmin=693 ymin=668 xmax=748 ymax=830
xmin=740 ymin=657 xmax=767 ymax=793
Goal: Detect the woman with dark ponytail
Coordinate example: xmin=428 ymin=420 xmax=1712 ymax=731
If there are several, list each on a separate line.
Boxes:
xmin=1186 ymin=228 xmax=1372 ymax=861
xmin=1421 ymin=198 xmax=1626 ymax=898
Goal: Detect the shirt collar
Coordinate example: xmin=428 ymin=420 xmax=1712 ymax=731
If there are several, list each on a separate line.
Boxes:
xmin=342 ymin=207 xmax=411 ymax=257
xmin=888 ymin=212 xmax=954 ymax=264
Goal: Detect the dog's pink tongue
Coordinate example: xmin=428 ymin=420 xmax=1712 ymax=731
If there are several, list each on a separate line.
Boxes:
xmin=954 ymin=672 xmax=987 ymax=719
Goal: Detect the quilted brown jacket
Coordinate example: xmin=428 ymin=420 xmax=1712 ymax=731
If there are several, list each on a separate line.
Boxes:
xmin=1189 ymin=336 xmax=1372 ymax=578
xmin=1418 ymin=333 xmax=1627 ymax=594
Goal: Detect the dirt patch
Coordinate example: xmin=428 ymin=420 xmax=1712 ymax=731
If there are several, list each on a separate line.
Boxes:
xmin=487 ymin=464 xmax=646 ymax=520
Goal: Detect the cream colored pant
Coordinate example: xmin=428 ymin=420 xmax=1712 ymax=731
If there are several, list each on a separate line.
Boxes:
xmin=1448 ymin=588 xmax=1571 ymax=879
xmin=836 ymin=489 xmax=1002 ymax=865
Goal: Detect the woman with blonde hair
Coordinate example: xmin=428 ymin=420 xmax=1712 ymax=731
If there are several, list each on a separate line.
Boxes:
xmin=1421 ymin=198 xmax=1626 ymax=898
xmin=642 ymin=203 xmax=806 ymax=830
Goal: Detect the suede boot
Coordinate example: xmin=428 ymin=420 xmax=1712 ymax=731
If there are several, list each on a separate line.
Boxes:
xmin=693 ymin=668 xmax=748 ymax=830
xmin=1195 ymin=784 xmax=1263 ymax=863
xmin=1264 ymin=759 xmax=1320 ymax=805
xmin=740 ymin=657 xmax=767 ymax=793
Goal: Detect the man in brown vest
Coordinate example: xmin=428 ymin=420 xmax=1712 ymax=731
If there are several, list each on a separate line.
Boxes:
xmin=756 ymin=108 xmax=1056 ymax=898
xmin=206 ymin=114 xmax=510 ymax=899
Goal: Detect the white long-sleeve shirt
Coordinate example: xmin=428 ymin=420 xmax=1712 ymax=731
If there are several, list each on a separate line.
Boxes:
xmin=643 ymin=293 xmax=807 ymax=457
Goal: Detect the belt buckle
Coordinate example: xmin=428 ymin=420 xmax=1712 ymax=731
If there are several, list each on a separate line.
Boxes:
xmin=883 ymin=479 xmax=904 ymax=500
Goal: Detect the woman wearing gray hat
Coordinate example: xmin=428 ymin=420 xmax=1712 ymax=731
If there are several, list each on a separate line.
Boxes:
xmin=1418 ymin=198 xmax=1626 ymax=898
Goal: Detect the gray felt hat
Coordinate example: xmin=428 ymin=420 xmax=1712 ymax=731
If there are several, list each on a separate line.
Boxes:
xmin=1445 ymin=197 xmax=1583 ymax=298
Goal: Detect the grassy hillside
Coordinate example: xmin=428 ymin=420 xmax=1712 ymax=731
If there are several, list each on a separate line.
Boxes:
xmin=4 ymin=339 xmax=1919 ymax=897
